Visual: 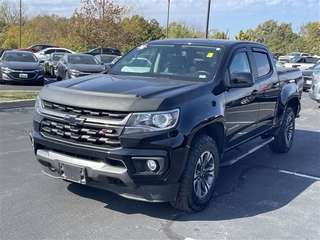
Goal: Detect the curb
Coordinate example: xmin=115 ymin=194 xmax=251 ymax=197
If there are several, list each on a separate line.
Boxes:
xmin=0 ymin=99 xmax=35 ymax=110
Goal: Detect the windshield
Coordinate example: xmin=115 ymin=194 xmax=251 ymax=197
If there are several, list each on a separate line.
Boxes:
xmin=52 ymin=54 xmax=64 ymax=61
xmin=3 ymin=52 xmax=38 ymax=62
xmin=68 ymin=55 xmax=99 ymax=65
xmin=289 ymin=57 xmax=301 ymax=63
xmin=109 ymin=43 xmax=223 ymax=82
xmin=312 ymin=62 xmax=320 ymax=70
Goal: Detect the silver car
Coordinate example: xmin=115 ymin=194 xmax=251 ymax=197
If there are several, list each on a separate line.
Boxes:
xmin=309 ymin=72 xmax=320 ymax=103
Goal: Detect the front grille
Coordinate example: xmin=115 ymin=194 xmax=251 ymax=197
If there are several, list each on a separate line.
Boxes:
xmin=10 ymin=72 xmax=37 ymax=79
xmin=40 ymin=101 xmax=131 ymax=149
xmin=43 ymin=101 xmax=128 ymax=120
xmin=82 ymin=70 xmax=102 ymax=74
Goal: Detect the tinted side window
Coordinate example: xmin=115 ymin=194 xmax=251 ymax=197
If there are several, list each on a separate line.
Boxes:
xmin=229 ymin=52 xmax=251 ymax=75
xmin=56 ymin=49 xmax=67 ymax=53
xmin=44 ymin=49 xmax=55 ymax=54
xmin=253 ymin=52 xmax=270 ymax=77
xmin=305 ymin=57 xmax=316 ymax=63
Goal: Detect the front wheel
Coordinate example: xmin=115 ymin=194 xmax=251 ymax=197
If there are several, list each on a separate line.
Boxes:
xmin=63 ymin=71 xmax=69 ymax=80
xmin=269 ymin=107 xmax=295 ymax=153
xmin=50 ymin=67 xmax=55 ymax=77
xmin=170 ymin=134 xmax=219 ymax=212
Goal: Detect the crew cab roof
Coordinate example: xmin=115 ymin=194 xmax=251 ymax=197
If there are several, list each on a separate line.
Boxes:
xmin=145 ymin=38 xmax=265 ymax=48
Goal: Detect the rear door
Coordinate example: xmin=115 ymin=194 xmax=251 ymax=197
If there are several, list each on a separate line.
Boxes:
xmin=250 ymin=47 xmax=280 ymax=133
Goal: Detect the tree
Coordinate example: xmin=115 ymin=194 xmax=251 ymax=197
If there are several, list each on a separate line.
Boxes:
xmin=234 ymin=30 xmax=253 ymax=41
xmin=300 ymin=22 xmax=320 ymax=55
xmin=266 ymin=23 xmax=299 ymax=53
xmin=121 ymin=15 xmax=164 ymax=53
xmin=253 ymin=20 xmax=278 ymax=44
xmin=72 ymin=0 xmax=124 ymax=51
xmin=210 ymin=29 xmax=228 ymax=39
xmin=2 ymin=23 xmax=19 ymax=48
xmin=168 ymin=21 xmax=203 ymax=38
xmin=0 ymin=0 xmax=25 ymax=47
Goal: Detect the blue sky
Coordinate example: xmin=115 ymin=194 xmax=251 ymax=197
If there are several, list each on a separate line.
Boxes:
xmin=22 ymin=0 xmax=319 ymax=38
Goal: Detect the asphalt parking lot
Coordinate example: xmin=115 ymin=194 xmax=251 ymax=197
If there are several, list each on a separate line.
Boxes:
xmin=0 ymin=86 xmax=319 ymax=239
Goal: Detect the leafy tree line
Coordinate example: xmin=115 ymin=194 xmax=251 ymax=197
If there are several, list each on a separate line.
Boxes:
xmin=1 ymin=0 xmax=319 ymax=55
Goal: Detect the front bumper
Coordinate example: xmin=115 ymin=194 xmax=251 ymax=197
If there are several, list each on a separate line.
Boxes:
xmin=303 ymin=76 xmax=313 ymax=90
xmin=35 ymin=148 xmax=179 ymax=202
xmin=29 ymin=127 xmax=187 ymax=202
xmin=1 ymin=70 xmax=44 ymax=83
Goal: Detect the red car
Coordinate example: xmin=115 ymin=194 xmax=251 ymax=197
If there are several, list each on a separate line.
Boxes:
xmin=17 ymin=44 xmax=59 ymax=53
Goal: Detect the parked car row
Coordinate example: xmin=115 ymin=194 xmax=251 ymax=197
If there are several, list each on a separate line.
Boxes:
xmin=0 ymin=44 xmax=121 ymax=84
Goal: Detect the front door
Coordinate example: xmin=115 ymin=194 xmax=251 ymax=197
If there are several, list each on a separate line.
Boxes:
xmin=224 ymin=48 xmax=260 ymax=149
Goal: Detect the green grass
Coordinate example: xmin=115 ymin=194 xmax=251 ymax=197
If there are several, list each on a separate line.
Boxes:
xmin=0 ymin=91 xmax=38 ymax=102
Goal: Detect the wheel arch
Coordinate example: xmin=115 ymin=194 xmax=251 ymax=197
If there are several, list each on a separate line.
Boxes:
xmin=286 ymin=96 xmax=300 ymax=118
xmin=187 ymin=121 xmax=225 ymax=159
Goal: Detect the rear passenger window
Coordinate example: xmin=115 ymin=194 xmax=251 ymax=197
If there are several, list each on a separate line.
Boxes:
xmin=253 ymin=52 xmax=271 ymax=77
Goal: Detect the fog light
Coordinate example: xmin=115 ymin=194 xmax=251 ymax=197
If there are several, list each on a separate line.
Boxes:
xmin=146 ymin=160 xmax=157 ymax=171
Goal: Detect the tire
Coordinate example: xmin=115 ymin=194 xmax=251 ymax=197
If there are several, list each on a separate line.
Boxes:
xmin=63 ymin=71 xmax=69 ymax=80
xmin=170 ymin=134 xmax=219 ymax=212
xmin=269 ymin=107 xmax=295 ymax=153
xmin=50 ymin=67 xmax=55 ymax=77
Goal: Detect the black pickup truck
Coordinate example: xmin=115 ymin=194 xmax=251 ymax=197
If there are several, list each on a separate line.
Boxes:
xmin=30 ymin=39 xmax=302 ymax=212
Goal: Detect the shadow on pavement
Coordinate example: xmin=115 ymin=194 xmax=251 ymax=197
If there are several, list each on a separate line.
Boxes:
xmin=67 ymin=129 xmax=320 ymax=221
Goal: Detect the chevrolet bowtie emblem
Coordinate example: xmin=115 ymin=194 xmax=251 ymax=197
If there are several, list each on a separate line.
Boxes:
xmin=63 ymin=115 xmax=86 ymax=126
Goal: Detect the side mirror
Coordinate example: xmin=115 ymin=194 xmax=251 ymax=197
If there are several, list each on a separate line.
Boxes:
xmin=228 ymin=72 xmax=254 ymax=88
xmin=39 ymin=60 xmax=45 ymax=64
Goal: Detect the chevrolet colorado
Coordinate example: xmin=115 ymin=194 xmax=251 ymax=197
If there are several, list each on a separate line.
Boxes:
xmin=30 ymin=39 xmax=302 ymax=212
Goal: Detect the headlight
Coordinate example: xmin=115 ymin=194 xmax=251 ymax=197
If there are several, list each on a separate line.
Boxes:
xmin=69 ymin=69 xmax=81 ymax=76
xmin=1 ymin=67 xmax=12 ymax=73
xmin=123 ymin=109 xmax=179 ymax=134
xmin=35 ymin=95 xmax=43 ymax=114
xmin=312 ymin=73 xmax=320 ymax=83
xmin=35 ymin=68 xmax=44 ymax=73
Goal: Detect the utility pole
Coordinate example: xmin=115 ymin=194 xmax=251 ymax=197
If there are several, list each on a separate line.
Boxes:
xmin=102 ymin=0 xmax=105 ymax=19
xmin=19 ymin=0 xmax=22 ymax=48
xmin=205 ymin=0 xmax=211 ymax=38
xmin=166 ymin=0 xmax=170 ymax=38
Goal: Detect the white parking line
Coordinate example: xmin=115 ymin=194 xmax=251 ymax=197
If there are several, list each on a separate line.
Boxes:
xmin=279 ymin=170 xmax=320 ymax=181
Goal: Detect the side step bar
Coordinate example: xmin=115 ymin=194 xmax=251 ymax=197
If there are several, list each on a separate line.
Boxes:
xmin=220 ymin=136 xmax=275 ymax=167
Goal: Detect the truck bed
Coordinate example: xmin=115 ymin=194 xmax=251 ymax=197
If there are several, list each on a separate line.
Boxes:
xmin=277 ymin=67 xmax=303 ymax=92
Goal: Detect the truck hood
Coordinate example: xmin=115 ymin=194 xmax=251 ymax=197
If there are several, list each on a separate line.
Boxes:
xmin=39 ymin=74 xmax=203 ymax=111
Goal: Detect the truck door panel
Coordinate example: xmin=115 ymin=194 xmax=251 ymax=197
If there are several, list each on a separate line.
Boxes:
xmin=252 ymin=50 xmax=280 ymax=133
xmin=224 ymin=49 xmax=260 ymax=149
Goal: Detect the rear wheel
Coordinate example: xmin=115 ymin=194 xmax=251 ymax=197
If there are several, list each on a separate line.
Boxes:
xmin=170 ymin=134 xmax=219 ymax=212
xmin=269 ymin=107 xmax=295 ymax=153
